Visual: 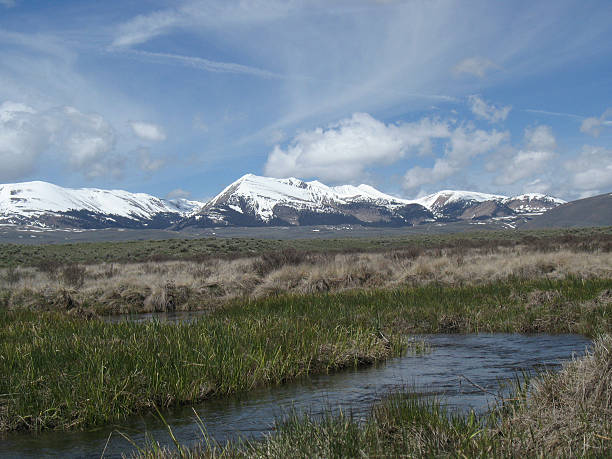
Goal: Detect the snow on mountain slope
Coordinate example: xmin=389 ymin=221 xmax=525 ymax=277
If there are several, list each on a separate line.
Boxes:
xmin=0 ymin=176 xmax=566 ymax=230
xmin=204 ymin=174 xmax=413 ymax=223
xmin=502 ymin=193 xmax=566 ymax=214
xmin=414 ymin=190 xmax=564 ymax=218
xmin=0 ymin=181 xmax=203 ymax=222
xmin=415 ymin=190 xmax=506 ymax=213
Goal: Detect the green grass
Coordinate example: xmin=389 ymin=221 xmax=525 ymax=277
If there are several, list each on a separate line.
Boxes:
xmin=1 ymin=276 xmax=611 ymax=433
xmin=0 ymin=226 xmax=610 ymax=268
xmin=138 ymin=335 xmax=612 ymax=458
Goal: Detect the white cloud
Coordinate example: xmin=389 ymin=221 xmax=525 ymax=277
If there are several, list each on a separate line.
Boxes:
xmin=453 ymin=57 xmax=499 ymax=78
xmin=468 ymin=95 xmax=511 ymax=123
xmin=0 ymin=102 xmax=49 ymax=181
xmin=62 ymin=106 xmax=116 ymax=169
xmin=0 ymin=101 xmax=125 ymax=181
xmin=264 ymin=112 xmax=450 ymax=182
xmin=524 ymin=125 xmax=556 ymax=152
xmin=494 ymin=150 xmax=555 ymax=186
xmin=404 ymin=125 xmax=509 ymax=189
xmin=492 ymin=125 xmax=556 ymax=186
xmin=566 ymin=145 xmax=612 ymax=192
xmin=266 ymin=113 xmax=508 ymax=189
xmin=130 ymin=121 xmax=167 ymax=142
xmin=580 ymin=109 xmax=612 ymax=137
xmin=112 ymin=9 xmax=182 ymax=48
xmin=525 ymin=178 xmax=552 ymax=195
xmin=138 ymin=148 xmax=165 ymax=172
xmin=0 ymin=0 xmax=16 ymax=7
xmin=112 ymin=0 xmax=296 ymax=48
xmin=119 ymin=50 xmax=283 ymax=79
xmin=166 ymin=188 xmax=191 ymax=199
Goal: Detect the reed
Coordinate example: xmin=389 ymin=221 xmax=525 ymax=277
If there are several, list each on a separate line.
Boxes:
xmin=1 ymin=277 xmax=610 ymax=433
xmin=134 ymin=335 xmax=612 ymax=458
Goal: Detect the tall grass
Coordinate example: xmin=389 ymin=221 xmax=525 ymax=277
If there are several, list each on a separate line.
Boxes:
xmin=0 ymin=302 xmax=398 ymax=432
xmin=1 ymin=277 xmax=611 ymax=433
xmin=135 ymin=335 xmax=612 ymax=458
xmin=1 ymin=246 xmax=611 ymax=316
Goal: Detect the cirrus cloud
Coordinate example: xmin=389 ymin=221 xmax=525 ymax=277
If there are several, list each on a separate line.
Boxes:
xmin=453 ymin=57 xmax=499 ymax=78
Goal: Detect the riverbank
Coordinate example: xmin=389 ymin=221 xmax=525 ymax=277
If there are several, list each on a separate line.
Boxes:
xmin=1 ymin=277 xmax=611 ymax=433
xmin=136 ymin=334 xmax=612 ymax=458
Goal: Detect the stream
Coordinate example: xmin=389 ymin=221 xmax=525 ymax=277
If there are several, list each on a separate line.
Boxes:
xmin=0 ymin=333 xmax=591 ymax=458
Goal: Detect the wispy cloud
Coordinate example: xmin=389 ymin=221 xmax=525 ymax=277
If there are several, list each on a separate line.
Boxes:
xmin=453 ymin=57 xmax=499 ymax=78
xmin=111 ymin=0 xmax=298 ymax=48
xmin=523 ymin=108 xmax=584 ymax=120
xmin=116 ymin=49 xmax=284 ymax=79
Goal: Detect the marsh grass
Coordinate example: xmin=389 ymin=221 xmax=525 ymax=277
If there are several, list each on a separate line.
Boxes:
xmin=0 ymin=299 xmax=398 ymax=432
xmin=1 ymin=277 xmax=611 ymax=434
xmin=1 ymin=246 xmax=611 ymax=316
xmin=134 ymin=335 xmax=612 ymax=458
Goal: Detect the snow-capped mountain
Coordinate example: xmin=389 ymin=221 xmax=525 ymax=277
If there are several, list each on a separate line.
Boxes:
xmin=413 ymin=190 xmax=565 ymax=221
xmin=178 ymin=174 xmax=433 ymax=228
xmin=502 ymin=193 xmax=566 ymax=214
xmin=179 ymin=174 xmax=565 ymax=228
xmin=0 ymin=181 xmax=204 ymax=229
xmin=0 ymin=176 xmax=566 ymax=230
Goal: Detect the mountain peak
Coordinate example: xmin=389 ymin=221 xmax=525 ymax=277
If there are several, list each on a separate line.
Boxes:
xmin=0 ymin=175 xmax=567 ymax=230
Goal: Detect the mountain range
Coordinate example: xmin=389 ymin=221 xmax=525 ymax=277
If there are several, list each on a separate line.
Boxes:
xmin=0 ymin=174 xmax=568 ymax=230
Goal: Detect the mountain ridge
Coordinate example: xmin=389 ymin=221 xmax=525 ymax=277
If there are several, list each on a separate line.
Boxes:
xmin=0 ymin=175 xmax=567 ymax=230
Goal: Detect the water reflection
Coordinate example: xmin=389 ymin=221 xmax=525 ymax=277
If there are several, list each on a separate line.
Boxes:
xmin=0 ymin=333 xmax=590 ymax=459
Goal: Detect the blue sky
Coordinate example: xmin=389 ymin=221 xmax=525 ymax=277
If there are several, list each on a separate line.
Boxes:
xmin=1 ymin=0 xmax=611 ymax=201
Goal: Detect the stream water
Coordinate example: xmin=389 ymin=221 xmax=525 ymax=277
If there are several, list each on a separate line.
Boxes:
xmin=0 ymin=333 xmax=591 ymax=458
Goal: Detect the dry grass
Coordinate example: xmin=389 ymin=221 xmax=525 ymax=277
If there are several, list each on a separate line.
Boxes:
xmin=1 ymin=246 xmax=611 ymax=314
xmin=497 ymin=333 xmax=612 ymax=456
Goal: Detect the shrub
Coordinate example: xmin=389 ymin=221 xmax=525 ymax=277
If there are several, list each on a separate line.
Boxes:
xmin=2 ymin=266 xmax=22 ymax=286
xmin=253 ymin=248 xmax=307 ymax=276
xmin=61 ymin=264 xmax=86 ymax=289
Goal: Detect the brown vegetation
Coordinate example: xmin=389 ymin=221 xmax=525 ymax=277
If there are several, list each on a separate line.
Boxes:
xmin=0 ymin=244 xmax=611 ymax=315
xmin=498 ymin=333 xmax=612 ymax=456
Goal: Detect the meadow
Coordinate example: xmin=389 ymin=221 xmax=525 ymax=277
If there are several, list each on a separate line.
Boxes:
xmin=0 ymin=227 xmax=611 ymax=457
xmin=1 ymin=276 xmax=611 ymax=433
xmin=0 ymin=227 xmax=611 ymax=316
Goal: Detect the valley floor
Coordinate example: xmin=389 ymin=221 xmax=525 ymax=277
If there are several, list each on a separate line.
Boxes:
xmin=0 ymin=228 xmax=611 ymax=456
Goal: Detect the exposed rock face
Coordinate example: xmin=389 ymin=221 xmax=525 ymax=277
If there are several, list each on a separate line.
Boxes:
xmin=0 ymin=175 xmax=567 ymax=229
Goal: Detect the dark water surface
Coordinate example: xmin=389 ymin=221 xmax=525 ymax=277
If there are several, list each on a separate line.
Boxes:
xmin=0 ymin=333 xmax=591 ymax=458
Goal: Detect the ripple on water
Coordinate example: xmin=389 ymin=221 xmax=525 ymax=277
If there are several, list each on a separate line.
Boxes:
xmin=0 ymin=333 xmax=591 ymax=459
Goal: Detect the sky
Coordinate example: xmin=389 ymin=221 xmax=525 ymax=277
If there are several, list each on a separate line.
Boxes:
xmin=1 ymin=0 xmax=611 ymax=202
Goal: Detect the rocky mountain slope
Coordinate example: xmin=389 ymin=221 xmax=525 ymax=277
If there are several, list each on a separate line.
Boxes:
xmin=0 ymin=175 xmax=568 ymax=230
xmin=179 ymin=174 xmax=565 ymax=228
xmin=522 ymin=192 xmax=612 ymax=229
